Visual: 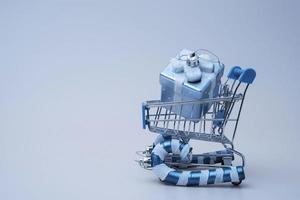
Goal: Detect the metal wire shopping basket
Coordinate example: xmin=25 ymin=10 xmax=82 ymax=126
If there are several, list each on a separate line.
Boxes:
xmin=137 ymin=66 xmax=256 ymax=186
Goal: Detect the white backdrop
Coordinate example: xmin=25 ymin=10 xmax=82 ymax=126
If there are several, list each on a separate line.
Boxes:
xmin=0 ymin=0 xmax=299 ymax=199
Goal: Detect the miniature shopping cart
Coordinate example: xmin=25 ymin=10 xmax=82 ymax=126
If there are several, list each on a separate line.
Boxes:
xmin=136 ymin=65 xmax=256 ymax=186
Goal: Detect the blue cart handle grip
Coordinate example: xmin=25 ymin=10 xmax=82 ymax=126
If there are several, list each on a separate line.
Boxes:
xmin=228 ymin=66 xmax=256 ymax=84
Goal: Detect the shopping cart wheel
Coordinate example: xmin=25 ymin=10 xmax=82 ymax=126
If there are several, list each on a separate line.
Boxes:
xmin=221 ymin=156 xmax=233 ymax=166
xmin=231 ymin=180 xmax=242 ymax=186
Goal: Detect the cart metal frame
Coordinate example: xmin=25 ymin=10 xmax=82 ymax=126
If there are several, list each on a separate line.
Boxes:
xmin=137 ymin=65 xmax=256 ymax=185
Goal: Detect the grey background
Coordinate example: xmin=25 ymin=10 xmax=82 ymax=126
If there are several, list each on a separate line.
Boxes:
xmin=0 ymin=0 xmax=299 ymax=199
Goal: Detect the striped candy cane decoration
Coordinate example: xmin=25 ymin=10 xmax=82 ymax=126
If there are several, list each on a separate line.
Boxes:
xmin=151 ymin=139 xmax=245 ymax=186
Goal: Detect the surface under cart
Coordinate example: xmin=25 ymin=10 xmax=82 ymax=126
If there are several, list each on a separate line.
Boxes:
xmin=137 ymin=66 xmax=256 ymax=186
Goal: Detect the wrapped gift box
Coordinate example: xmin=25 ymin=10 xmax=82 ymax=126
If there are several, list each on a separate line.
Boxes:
xmin=160 ymin=49 xmax=224 ymax=120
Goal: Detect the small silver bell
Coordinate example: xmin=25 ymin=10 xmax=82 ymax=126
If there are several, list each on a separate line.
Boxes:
xmin=186 ymin=52 xmax=199 ymax=67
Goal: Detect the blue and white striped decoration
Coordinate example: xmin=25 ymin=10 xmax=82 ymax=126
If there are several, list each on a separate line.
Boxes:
xmin=154 ymin=135 xmax=234 ymax=165
xmin=151 ymin=139 xmax=245 ymax=186
xmin=170 ymin=149 xmax=234 ymax=165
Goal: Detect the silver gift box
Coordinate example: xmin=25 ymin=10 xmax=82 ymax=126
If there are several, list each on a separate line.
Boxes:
xmin=160 ymin=49 xmax=224 ymax=120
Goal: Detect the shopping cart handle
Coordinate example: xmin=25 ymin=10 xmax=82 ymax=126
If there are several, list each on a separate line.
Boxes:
xmin=228 ymin=66 xmax=256 ymax=84
xmin=228 ymin=66 xmax=242 ymax=80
